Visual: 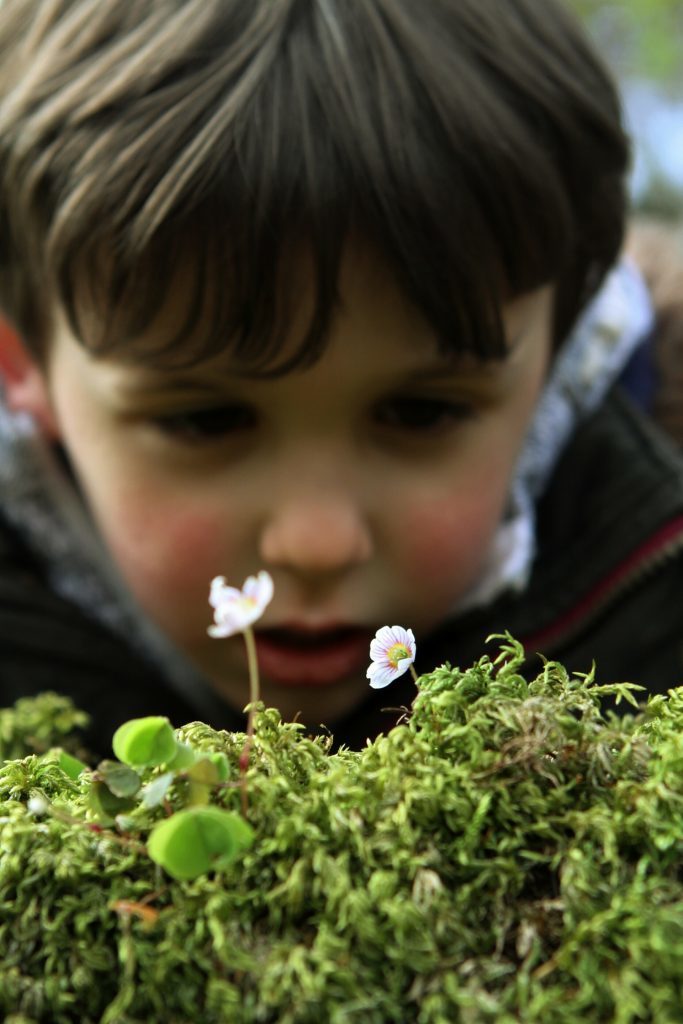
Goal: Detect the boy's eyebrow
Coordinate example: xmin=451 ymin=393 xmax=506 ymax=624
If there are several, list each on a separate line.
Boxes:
xmin=110 ymin=373 xmax=227 ymax=395
xmin=101 ymin=367 xmax=249 ymax=406
xmin=114 ymin=355 xmax=509 ymax=392
xmin=409 ymin=334 xmax=524 ymax=381
xmin=108 ymin=328 xmax=524 ymax=394
xmin=409 ymin=355 xmax=506 ymax=380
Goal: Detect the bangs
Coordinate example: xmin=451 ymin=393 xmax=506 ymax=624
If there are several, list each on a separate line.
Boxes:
xmin=1 ymin=0 xmax=628 ymax=369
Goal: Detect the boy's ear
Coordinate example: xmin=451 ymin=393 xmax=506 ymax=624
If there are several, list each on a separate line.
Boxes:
xmin=0 ymin=317 xmax=60 ymax=439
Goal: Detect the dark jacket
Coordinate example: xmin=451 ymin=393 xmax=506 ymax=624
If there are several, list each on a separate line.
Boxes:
xmin=2 ymin=387 xmax=683 ymax=756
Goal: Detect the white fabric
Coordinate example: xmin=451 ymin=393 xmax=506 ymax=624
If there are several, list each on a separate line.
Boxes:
xmin=457 ymin=257 xmax=654 ymax=612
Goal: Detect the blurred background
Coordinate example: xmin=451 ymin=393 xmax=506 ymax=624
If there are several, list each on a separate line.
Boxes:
xmin=570 ymin=0 xmax=683 ymax=218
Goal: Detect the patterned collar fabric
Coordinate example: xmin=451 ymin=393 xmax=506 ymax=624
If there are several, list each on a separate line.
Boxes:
xmin=457 ymin=258 xmax=654 ymax=613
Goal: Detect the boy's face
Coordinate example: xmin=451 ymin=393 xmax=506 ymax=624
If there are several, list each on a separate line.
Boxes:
xmin=40 ymin=248 xmax=552 ymax=726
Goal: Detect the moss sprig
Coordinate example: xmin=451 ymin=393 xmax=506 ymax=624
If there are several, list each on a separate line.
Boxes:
xmin=1 ymin=636 xmax=683 ymax=1022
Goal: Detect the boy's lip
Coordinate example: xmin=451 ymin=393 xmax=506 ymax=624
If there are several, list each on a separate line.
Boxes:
xmin=253 ymin=625 xmax=372 ymax=688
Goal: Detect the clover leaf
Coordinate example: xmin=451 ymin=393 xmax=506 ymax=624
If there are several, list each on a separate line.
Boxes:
xmin=147 ymin=806 xmax=254 ymax=880
xmin=112 ymin=716 xmax=178 ymax=768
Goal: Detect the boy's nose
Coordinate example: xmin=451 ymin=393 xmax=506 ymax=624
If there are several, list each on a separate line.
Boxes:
xmin=259 ymin=494 xmax=373 ymax=575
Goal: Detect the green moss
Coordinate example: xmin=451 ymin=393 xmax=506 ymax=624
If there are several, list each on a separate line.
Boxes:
xmin=1 ymin=637 xmax=683 ymax=1022
xmin=0 ymin=692 xmax=89 ymax=762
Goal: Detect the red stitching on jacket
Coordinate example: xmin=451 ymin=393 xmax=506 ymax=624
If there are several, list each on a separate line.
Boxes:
xmin=521 ymin=513 xmax=683 ymax=652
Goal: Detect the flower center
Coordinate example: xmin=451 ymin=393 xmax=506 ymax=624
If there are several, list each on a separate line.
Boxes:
xmin=386 ymin=643 xmax=410 ymax=669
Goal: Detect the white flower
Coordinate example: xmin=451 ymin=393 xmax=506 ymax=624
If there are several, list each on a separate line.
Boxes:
xmin=366 ymin=625 xmax=416 ymax=689
xmin=208 ymin=571 xmax=274 ymax=638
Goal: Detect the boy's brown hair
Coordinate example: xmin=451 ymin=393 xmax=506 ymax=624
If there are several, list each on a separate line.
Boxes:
xmin=0 ymin=0 xmax=629 ymax=372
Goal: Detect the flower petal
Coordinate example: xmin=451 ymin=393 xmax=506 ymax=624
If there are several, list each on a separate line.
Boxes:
xmin=367 ymin=624 xmax=417 ymax=688
xmin=209 ymin=577 xmax=241 ymax=609
xmin=253 ymin=570 xmax=275 ymax=607
xmin=367 ymin=661 xmax=398 ymax=689
xmin=208 ymin=571 xmax=275 ymax=638
xmin=208 ymin=622 xmax=233 ymax=638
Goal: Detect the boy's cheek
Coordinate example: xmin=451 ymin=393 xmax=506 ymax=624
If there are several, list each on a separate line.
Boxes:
xmin=99 ymin=492 xmax=233 ymax=616
xmin=397 ymin=489 xmax=505 ymax=603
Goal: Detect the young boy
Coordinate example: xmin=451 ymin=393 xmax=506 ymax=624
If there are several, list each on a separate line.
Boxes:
xmin=0 ymin=0 xmax=682 ymax=755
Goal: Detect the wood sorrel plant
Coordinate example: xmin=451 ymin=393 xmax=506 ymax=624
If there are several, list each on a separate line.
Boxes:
xmin=26 ymin=710 xmax=256 ymax=882
xmin=21 ymin=579 xmax=273 ymax=884
xmin=207 ymin=570 xmax=274 ymax=813
xmin=21 ymin=573 xmax=417 ymax=885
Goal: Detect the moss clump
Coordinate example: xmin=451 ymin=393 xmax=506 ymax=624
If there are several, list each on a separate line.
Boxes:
xmin=2 ymin=636 xmax=683 ymax=1022
xmin=0 ymin=691 xmax=89 ymax=762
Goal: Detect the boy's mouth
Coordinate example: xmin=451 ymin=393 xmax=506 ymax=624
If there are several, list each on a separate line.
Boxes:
xmin=253 ymin=626 xmax=371 ymax=688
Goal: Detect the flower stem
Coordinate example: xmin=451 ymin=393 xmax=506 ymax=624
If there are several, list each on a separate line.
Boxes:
xmin=244 ymin=626 xmax=260 ymax=711
xmin=239 ymin=626 xmax=260 ymax=816
xmin=409 ymin=664 xmax=419 ymax=683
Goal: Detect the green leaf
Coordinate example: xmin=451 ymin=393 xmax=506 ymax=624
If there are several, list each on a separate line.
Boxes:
xmin=112 ymin=717 xmax=178 ymax=768
xmin=57 ymin=750 xmax=88 ymax=780
xmin=187 ymin=757 xmax=221 ymax=806
xmin=113 ymin=813 xmax=137 ymax=832
xmin=97 ymin=760 xmax=141 ymax=798
xmin=140 ymin=771 xmax=175 ymax=809
xmin=207 ymin=751 xmax=230 ymax=782
xmin=147 ymin=806 xmax=255 ymax=880
xmin=167 ymin=741 xmax=196 ymax=771
xmin=89 ymin=781 xmax=137 ymax=824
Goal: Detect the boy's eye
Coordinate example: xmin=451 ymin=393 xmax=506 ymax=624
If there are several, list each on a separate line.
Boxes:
xmin=374 ymin=396 xmax=474 ymax=431
xmin=151 ymin=403 xmax=257 ymax=441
